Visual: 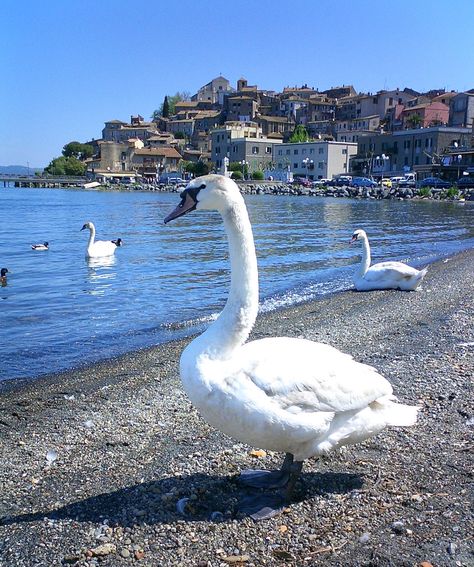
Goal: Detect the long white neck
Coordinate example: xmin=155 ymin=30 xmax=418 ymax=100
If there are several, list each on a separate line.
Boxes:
xmin=357 ymin=235 xmax=371 ymax=277
xmin=191 ymin=199 xmax=259 ymax=360
xmin=87 ymin=225 xmax=96 ymax=248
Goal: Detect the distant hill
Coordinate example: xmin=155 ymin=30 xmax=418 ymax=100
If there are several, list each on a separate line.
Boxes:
xmin=0 ymin=165 xmax=43 ymax=175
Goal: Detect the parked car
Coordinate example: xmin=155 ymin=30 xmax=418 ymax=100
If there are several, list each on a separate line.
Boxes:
xmin=381 ymin=178 xmax=392 ymax=188
xmin=312 ymin=178 xmax=330 ymax=187
xmin=293 ymin=177 xmax=312 ymax=187
xmin=351 ymin=177 xmax=377 ymax=188
xmin=456 ymin=176 xmax=474 ymax=189
xmin=328 ymin=176 xmax=352 ymax=187
xmin=418 ymin=177 xmax=451 ymax=189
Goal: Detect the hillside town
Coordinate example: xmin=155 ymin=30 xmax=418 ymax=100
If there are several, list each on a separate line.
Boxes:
xmin=76 ymin=76 xmax=474 ymax=186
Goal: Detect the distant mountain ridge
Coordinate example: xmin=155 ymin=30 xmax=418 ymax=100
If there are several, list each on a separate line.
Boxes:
xmin=0 ymin=165 xmax=43 ymax=175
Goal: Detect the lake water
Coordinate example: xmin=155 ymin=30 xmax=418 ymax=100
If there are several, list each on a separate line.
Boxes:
xmin=1 ymin=186 xmax=473 ymax=382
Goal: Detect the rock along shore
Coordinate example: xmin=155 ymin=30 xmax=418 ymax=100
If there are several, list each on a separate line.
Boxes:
xmin=0 ymin=249 xmax=473 ymax=566
xmin=106 ymin=180 xmax=474 ymax=202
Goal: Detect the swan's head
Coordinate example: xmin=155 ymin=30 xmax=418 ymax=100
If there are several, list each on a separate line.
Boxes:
xmin=350 ymin=229 xmax=367 ymax=244
xmin=164 ymin=175 xmax=242 ymax=223
xmin=81 ymin=222 xmax=94 ymax=232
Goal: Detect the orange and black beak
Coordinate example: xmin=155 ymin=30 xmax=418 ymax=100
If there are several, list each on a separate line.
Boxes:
xmin=164 ymin=187 xmax=201 ymax=224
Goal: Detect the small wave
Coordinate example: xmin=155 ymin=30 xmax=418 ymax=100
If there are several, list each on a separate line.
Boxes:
xmin=259 ymin=277 xmax=351 ymax=313
xmin=161 ymin=312 xmax=219 ymax=331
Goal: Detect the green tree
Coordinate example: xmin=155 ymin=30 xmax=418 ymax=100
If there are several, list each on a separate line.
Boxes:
xmin=184 ymin=160 xmax=210 ymax=177
xmin=62 ymin=141 xmax=93 ymax=160
xmin=407 ymin=114 xmax=422 ymax=128
xmin=45 ymin=156 xmax=86 ymax=176
xmin=151 ymin=91 xmax=192 ymax=120
xmin=162 ymin=96 xmax=170 ymax=118
xmin=289 ymin=125 xmax=309 ymax=143
xmin=251 ymin=170 xmax=264 ymax=180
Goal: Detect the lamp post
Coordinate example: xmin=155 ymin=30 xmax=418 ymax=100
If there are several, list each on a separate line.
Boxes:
xmin=302 ymin=157 xmax=313 ymax=180
xmin=240 ymin=159 xmax=248 ymax=180
xmin=457 ymin=154 xmax=462 ymax=180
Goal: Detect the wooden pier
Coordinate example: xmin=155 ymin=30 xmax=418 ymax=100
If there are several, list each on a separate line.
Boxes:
xmin=0 ymin=175 xmax=87 ymax=188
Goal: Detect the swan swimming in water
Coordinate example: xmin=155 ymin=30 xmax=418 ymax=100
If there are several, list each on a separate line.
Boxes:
xmin=165 ymin=175 xmax=419 ymax=520
xmin=81 ymin=222 xmax=122 ymax=258
xmin=351 ymin=229 xmax=427 ymax=291
xmin=31 ymin=242 xmax=49 ymax=251
xmin=1 ymin=268 xmax=8 ymax=286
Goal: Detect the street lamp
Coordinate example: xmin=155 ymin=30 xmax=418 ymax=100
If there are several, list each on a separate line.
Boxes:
xmin=457 ymin=154 xmax=462 ymax=179
xmin=302 ymin=157 xmax=313 ymax=180
xmin=240 ymin=160 xmax=248 ymax=180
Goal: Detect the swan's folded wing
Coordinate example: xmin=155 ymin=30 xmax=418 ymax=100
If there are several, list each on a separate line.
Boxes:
xmin=365 ymin=261 xmax=419 ymax=282
xmin=240 ymin=337 xmax=393 ymax=414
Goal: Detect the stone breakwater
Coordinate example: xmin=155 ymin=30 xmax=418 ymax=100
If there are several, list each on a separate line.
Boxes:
xmin=128 ymin=181 xmax=474 ymax=201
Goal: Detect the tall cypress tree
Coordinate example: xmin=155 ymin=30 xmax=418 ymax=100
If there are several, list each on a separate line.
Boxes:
xmin=162 ymin=96 xmax=170 ymax=118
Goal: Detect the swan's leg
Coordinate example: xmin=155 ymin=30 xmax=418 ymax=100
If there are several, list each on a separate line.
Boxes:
xmin=238 ymin=459 xmax=304 ymax=521
xmin=283 ymin=460 xmax=303 ymax=501
xmin=239 ymin=452 xmax=293 ymax=489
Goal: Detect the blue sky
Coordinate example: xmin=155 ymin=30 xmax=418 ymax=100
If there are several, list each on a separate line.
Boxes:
xmin=2 ymin=0 xmax=473 ymax=167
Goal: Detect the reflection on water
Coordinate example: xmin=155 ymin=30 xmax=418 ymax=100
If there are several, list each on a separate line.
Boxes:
xmin=0 ymin=187 xmax=473 ymax=382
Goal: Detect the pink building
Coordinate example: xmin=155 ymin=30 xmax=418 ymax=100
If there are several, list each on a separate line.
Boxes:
xmin=401 ymin=101 xmax=449 ymax=129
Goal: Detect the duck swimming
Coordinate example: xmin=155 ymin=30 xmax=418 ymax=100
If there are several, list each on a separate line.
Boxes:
xmin=1 ymin=268 xmax=8 ymax=286
xmin=81 ymin=222 xmax=122 ymax=258
xmin=165 ymin=175 xmax=419 ymax=520
xmin=351 ymin=229 xmax=427 ymax=291
xmin=31 ymin=242 xmax=49 ymax=251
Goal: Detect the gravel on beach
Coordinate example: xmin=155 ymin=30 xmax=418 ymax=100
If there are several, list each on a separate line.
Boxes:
xmin=0 ymin=249 xmax=473 ymax=567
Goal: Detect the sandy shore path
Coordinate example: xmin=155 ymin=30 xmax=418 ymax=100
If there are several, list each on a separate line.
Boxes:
xmin=1 ymin=249 xmax=473 ymax=567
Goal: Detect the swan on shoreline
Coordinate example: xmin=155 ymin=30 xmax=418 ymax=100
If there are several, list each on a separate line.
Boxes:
xmin=164 ymin=175 xmax=419 ymax=520
xmin=351 ymin=229 xmax=427 ymax=291
xmin=31 ymin=242 xmax=49 ymax=251
xmin=81 ymin=222 xmax=122 ymax=258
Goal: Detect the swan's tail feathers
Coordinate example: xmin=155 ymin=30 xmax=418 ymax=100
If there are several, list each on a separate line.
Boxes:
xmin=372 ymin=397 xmax=420 ymax=427
xmin=415 ymin=267 xmax=428 ymax=286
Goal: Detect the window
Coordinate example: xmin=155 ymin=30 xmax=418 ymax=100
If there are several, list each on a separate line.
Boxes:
xmin=319 ymin=147 xmax=324 ymax=154
xmin=302 ymin=148 xmax=307 ymax=154
xmin=318 ymin=162 xmax=324 ymax=169
xmin=294 ymin=149 xmax=299 ymax=155
xmin=342 ymin=149 xmax=347 ymax=155
xmin=286 ymin=149 xmax=290 ymax=155
xmin=294 ymin=163 xmax=298 ymax=168
xmin=265 ymin=146 xmax=272 ymax=154
xmin=252 ymin=146 xmax=259 ymax=154
xmin=310 ymin=148 xmax=315 ymax=154
xmin=415 ymin=156 xmax=419 ymax=165
xmin=278 ymin=149 xmax=282 ymax=155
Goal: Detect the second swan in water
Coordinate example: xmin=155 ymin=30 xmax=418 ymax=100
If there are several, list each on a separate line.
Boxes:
xmin=351 ymin=229 xmax=427 ymax=291
xmin=165 ymin=175 xmax=419 ymax=520
xmin=81 ymin=222 xmax=123 ymax=258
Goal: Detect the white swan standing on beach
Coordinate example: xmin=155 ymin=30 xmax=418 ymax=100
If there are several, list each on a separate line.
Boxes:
xmin=351 ymin=229 xmax=427 ymax=291
xmin=81 ymin=222 xmax=123 ymax=258
xmin=164 ymin=175 xmax=419 ymax=520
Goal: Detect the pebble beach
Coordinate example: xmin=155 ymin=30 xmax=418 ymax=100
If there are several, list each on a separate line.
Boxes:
xmin=0 ymin=248 xmax=473 ymax=567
